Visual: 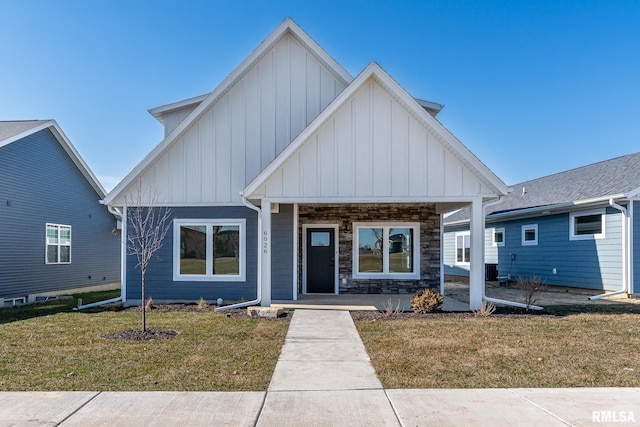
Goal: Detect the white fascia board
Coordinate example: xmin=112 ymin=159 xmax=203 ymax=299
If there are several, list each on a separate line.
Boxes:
xmin=245 ymin=196 xmax=493 ymax=204
xmin=1 ymin=120 xmax=106 ymax=198
xmin=625 ymin=187 xmax=640 ymax=199
xmin=104 ymin=18 xmax=353 ymax=206
xmin=148 ymin=93 xmax=209 ymax=123
xmin=244 ymin=62 xmax=508 ymax=199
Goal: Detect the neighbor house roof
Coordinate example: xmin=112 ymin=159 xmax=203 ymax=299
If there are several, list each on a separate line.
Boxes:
xmin=445 ymin=151 xmax=640 ymax=224
xmin=0 ymin=120 xmax=107 ymax=198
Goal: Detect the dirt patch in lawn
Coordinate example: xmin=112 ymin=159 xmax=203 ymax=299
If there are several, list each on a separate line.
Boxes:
xmin=103 ymin=328 xmax=179 ymax=341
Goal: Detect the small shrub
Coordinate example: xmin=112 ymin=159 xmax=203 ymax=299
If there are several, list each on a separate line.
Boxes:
xmin=474 ymin=300 xmax=496 ymax=317
xmin=382 ymin=298 xmax=403 ymax=316
xmin=411 ymin=289 xmax=444 ymax=313
xmin=198 ymin=297 xmax=208 ymax=309
xmin=516 ymin=275 xmax=547 ymax=310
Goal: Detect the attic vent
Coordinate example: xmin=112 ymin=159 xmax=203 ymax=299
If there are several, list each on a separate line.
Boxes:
xmin=522 ymin=187 xmax=526 ymax=196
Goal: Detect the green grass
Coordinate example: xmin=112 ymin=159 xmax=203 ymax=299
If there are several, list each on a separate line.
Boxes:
xmin=0 ymin=291 xmax=288 ymax=391
xmin=356 ymin=309 xmax=640 ymax=389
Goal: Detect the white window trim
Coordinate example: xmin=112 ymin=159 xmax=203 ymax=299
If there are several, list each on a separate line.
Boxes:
xmin=352 ymin=222 xmax=420 ymax=280
xmin=173 ymin=218 xmax=246 ymax=282
xmin=569 ymin=209 xmax=606 ymax=241
xmin=521 ymin=224 xmax=538 ymax=246
xmin=492 ymin=227 xmax=505 ymax=247
xmin=454 ymin=231 xmax=471 ymax=265
xmin=45 ymin=223 xmax=71 ymax=265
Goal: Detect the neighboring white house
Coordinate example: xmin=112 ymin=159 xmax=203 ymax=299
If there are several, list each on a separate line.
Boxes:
xmin=104 ymin=18 xmax=508 ymax=310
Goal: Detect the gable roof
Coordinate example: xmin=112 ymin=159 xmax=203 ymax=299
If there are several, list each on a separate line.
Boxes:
xmin=0 ymin=120 xmax=107 ymax=198
xmin=104 ymin=18 xmax=353 ymax=206
xmin=445 ymin=151 xmax=640 ymax=224
xmin=243 ymin=62 xmax=509 ymax=200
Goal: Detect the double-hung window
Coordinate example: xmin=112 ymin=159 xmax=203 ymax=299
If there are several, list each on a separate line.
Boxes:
xmin=570 ymin=209 xmax=605 ymax=240
xmin=353 ymin=222 xmax=420 ymax=279
xmin=46 ymin=224 xmax=71 ymax=264
xmin=173 ymin=219 xmax=246 ymax=281
xmin=455 ymin=231 xmax=471 ymax=264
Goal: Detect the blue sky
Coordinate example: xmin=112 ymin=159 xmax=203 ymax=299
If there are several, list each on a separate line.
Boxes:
xmin=1 ymin=1 xmax=638 ymax=191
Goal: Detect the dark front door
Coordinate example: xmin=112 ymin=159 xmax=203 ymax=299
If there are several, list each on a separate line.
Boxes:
xmin=306 ymin=228 xmax=335 ymax=293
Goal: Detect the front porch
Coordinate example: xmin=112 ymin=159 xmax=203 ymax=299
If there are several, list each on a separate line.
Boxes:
xmin=272 ymin=294 xmax=469 ymax=312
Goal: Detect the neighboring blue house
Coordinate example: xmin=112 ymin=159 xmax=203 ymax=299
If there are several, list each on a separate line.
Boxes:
xmin=0 ymin=120 xmax=121 ymax=306
xmin=104 ymin=19 xmax=509 ymax=310
xmin=444 ymin=152 xmax=640 ymax=296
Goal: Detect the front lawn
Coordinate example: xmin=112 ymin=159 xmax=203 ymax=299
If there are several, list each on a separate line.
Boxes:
xmin=355 ymin=307 xmax=640 ymax=389
xmin=0 ymin=293 xmax=288 ymax=391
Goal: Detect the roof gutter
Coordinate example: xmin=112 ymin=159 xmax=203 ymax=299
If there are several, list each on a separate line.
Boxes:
xmin=589 ymin=199 xmax=629 ymax=300
xmin=481 ymin=196 xmax=543 ymax=311
xmin=215 ymin=195 xmax=262 ymax=311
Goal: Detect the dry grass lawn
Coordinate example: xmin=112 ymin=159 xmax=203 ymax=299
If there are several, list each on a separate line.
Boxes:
xmin=356 ymin=311 xmax=640 ymax=388
xmin=0 ymin=293 xmax=288 ymax=391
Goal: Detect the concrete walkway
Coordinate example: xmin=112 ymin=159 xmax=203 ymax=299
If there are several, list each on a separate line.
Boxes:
xmin=1 ymin=309 xmax=639 ymax=426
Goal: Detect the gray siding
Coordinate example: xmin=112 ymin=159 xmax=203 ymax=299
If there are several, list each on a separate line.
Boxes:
xmin=125 ymin=206 xmax=258 ymax=302
xmin=492 ymin=207 xmax=623 ymax=291
xmin=271 ymin=204 xmax=294 ymax=300
xmin=0 ymin=129 xmax=120 ymax=299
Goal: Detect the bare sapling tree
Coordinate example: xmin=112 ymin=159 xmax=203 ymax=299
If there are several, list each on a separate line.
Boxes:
xmin=126 ymin=183 xmax=171 ymax=331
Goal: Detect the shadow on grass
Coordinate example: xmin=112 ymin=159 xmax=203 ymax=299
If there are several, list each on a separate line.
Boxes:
xmin=0 ymin=289 xmax=121 ymax=325
xmin=544 ymin=303 xmax=640 ymax=316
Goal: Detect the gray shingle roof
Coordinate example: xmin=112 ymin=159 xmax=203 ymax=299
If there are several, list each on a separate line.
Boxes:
xmin=0 ymin=120 xmax=49 ymax=143
xmin=446 ymin=151 xmax=640 ymax=223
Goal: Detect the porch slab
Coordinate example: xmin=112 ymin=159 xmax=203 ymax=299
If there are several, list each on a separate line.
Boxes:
xmin=272 ymin=294 xmax=469 ymax=312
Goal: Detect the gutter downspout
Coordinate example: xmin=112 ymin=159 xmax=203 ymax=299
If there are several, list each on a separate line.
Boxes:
xmin=75 ymin=205 xmax=125 ymax=310
xmin=589 ymin=199 xmax=629 ymax=300
xmin=481 ymin=196 xmax=543 ymax=310
xmin=215 ymin=196 xmax=262 ymax=311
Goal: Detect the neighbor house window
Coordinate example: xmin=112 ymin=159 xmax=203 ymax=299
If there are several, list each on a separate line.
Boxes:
xmin=493 ymin=228 xmax=505 ymax=247
xmin=353 ymin=222 xmax=420 ymax=279
xmin=173 ymin=219 xmax=246 ymax=281
xmin=521 ymin=224 xmax=538 ymax=246
xmin=570 ymin=209 xmax=605 ymax=240
xmin=455 ymin=231 xmax=471 ymax=264
xmin=46 ymin=224 xmax=71 ymax=264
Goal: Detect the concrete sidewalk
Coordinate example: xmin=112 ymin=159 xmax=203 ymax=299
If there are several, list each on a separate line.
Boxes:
xmin=1 ymin=310 xmax=639 ymax=426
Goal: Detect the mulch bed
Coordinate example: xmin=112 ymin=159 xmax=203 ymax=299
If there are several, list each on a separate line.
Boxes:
xmin=350 ymin=308 xmax=559 ymax=321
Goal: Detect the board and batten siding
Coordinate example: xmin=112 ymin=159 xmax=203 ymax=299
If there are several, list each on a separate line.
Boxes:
xmin=162 ymin=105 xmax=200 ymax=137
xmin=492 ymin=207 xmax=623 ymax=291
xmin=0 ymin=129 xmax=120 ymax=299
xmin=125 ymin=206 xmax=258 ymax=302
xmin=271 ymin=204 xmax=294 ymax=300
xmin=253 ymin=78 xmax=493 ymax=200
xmin=132 ymin=32 xmax=347 ymax=205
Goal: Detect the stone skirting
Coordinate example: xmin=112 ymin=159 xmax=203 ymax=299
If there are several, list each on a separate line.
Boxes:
xmin=298 ymin=204 xmax=440 ymax=294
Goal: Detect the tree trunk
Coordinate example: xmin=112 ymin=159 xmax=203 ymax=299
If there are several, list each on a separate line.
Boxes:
xmin=141 ymin=271 xmax=146 ymax=332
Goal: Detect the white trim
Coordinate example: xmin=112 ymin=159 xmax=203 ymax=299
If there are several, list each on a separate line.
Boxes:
xmin=292 ymin=203 xmax=299 ymax=300
xmin=45 ymin=223 xmax=72 ymax=265
xmin=521 ymin=224 xmax=538 ymax=246
xmin=243 ymin=62 xmax=509 ymax=199
xmin=569 ymin=208 xmax=606 ymax=241
xmin=121 ymin=206 xmax=127 ymax=302
xmin=352 ymin=222 xmax=420 ymax=280
xmin=244 ymin=196 xmax=498 ymax=204
xmin=148 ymin=93 xmax=209 ymax=123
xmin=104 ymin=18 xmax=352 ymax=206
xmin=454 ymin=231 xmax=471 ymax=265
xmin=302 ymin=224 xmax=339 ymax=295
xmin=440 ymin=214 xmax=444 ymax=295
xmin=630 ymin=200 xmax=635 ymax=294
xmin=172 ymin=218 xmax=246 ymax=282
xmin=492 ymin=227 xmax=505 ymax=247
